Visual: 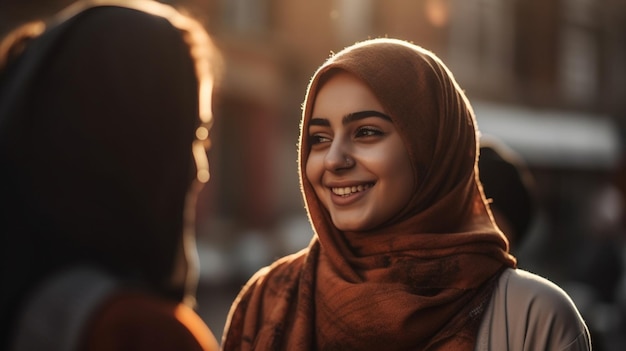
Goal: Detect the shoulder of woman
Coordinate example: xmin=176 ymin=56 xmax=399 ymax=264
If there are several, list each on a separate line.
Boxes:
xmin=225 ymin=248 xmax=310 ymax=319
xmin=221 ymin=249 xmax=310 ymax=349
xmin=501 ymin=268 xmax=583 ymax=314
xmin=82 ymin=290 xmax=219 ymax=351
xmin=239 ymin=248 xmax=310 ymax=296
xmin=486 ymin=268 xmax=592 ymax=350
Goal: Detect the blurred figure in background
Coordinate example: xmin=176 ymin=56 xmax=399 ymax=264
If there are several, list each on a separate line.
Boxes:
xmin=573 ymin=182 xmax=626 ymax=351
xmin=0 ymin=0 xmax=220 ymax=350
xmin=478 ymin=135 xmax=537 ymax=253
xmin=578 ymin=183 xmax=625 ymax=304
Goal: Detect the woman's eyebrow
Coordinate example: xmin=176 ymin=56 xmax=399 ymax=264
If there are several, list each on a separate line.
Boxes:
xmin=343 ymin=110 xmax=391 ymax=124
xmin=309 ymin=117 xmax=330 ymax=127
xmin=309 ymin=110 xmax=391 ymax=128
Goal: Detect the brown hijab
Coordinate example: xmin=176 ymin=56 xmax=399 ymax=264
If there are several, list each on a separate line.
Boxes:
xmin=222 ymin=38 xmax=516 ymax=351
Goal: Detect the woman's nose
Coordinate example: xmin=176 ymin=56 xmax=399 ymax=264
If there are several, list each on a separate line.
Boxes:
xmin=324 ymin=139 xmax=354 ymax=171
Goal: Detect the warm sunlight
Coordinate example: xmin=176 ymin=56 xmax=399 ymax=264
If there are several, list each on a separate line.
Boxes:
xmin=193 ymin=139 xmax=210 ymax=183
xmin=425 ymin=0 xmax=450 ymax=27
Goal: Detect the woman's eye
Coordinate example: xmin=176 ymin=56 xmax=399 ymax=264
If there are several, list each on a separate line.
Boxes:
xmin=309 ymin=134 xmax=331 ymax=145
xmin=355 ymin=127 xmax=383 ymax=138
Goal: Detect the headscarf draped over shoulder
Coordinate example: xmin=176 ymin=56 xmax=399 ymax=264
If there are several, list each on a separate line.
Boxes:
xmin=223 ymin=38 xmax=516 ymax=351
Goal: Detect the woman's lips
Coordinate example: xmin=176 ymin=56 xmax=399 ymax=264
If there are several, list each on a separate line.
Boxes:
xmin=329 ymin=182 xmax=374 ymax=206
xmin=331 ymin=183 xmax=373 ymax=196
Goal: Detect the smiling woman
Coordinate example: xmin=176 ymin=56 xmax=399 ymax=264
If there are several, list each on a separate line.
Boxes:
xmin=221 ymin=38 xmax=591 ymax=351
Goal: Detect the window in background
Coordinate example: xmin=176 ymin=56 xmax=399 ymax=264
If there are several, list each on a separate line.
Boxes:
xmin=219 ymin=0 xmax=268 ymax=35
xmin=559 ymin=0 xmax=599 ymax=108
xmin=447 ymin=0 xmax=516 ymax=98
xmin=331 ymin=0 xmax=374 ymax=45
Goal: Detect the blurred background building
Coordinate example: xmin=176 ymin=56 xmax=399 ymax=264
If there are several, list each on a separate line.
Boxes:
xmin=2 ymin=0 xmax=626 ymax=349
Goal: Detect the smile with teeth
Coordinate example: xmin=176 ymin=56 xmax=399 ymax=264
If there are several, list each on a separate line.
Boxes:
xmin=331 ymin=183 xmax=374 ymax=196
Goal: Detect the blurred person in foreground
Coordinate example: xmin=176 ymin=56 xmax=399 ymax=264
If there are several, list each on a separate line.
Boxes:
xmin=0 ymin=0 xmax=220 ymax=350
xmin=221 ymin=38 xmax=591 ymax=351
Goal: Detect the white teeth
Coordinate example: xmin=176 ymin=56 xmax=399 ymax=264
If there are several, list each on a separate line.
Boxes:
xmin=332 ymin=183 xmax=372 ymax=196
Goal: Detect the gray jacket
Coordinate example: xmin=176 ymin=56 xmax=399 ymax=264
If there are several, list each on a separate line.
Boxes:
xmin=476 ymin=268 xmax=592 ymax=350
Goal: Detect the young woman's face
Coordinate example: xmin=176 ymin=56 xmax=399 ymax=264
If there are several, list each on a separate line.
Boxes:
xmin=305 ymin=72 xmax=415 ymax=232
